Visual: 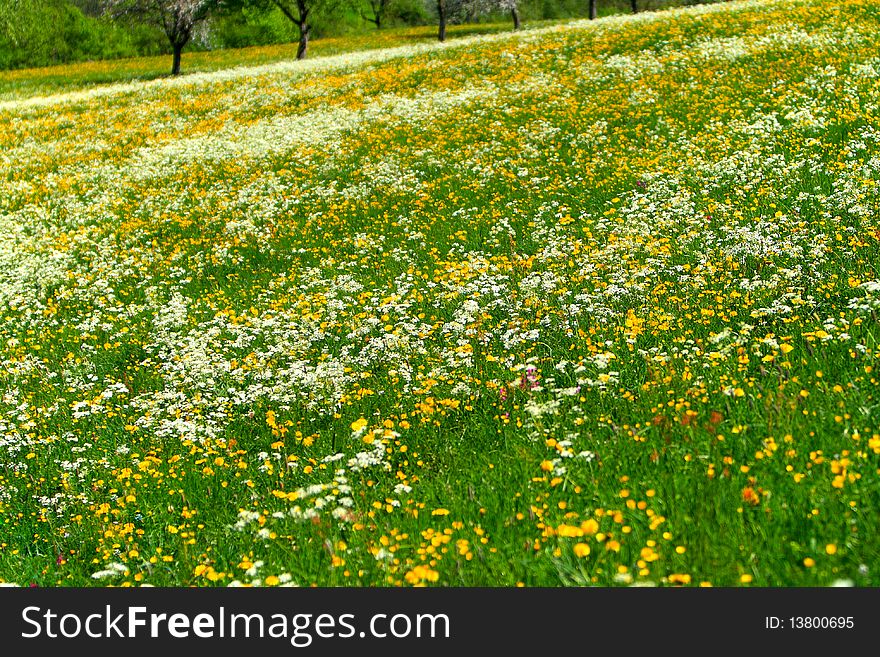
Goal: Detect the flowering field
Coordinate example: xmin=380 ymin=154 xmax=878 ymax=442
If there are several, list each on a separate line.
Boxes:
xmin=0 ymin=22 xmax=519 ymax=103
xmin=1 ymin=0 xmax=879 ymax=587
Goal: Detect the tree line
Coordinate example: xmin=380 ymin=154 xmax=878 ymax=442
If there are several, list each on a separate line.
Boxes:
xmin=0 ymin=0 xmax=722 ymax=74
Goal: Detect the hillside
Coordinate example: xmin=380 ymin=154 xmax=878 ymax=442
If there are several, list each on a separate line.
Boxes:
xmin=1 ymin=0 xmax=879 ymax=587
xmin=0 ymin=22 xmax=521 ymax=102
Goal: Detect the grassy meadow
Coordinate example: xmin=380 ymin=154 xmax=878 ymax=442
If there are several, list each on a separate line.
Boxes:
xmin=1 ymin=0 xmax=879 ymax=587
xmin=0 ymin=22 xmax=526 ymax=103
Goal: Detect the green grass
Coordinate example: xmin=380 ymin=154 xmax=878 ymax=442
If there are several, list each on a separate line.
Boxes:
xmin=0 ymin=0 xmax=878 ymax=587
xmin=0 ymin=21 xmax=527 ymax=102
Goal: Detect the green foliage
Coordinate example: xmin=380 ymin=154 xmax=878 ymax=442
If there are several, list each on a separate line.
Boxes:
xmin=208 ymin=5 xmax=299 ymax=49
xmin=514 ymin=0 xmax=726 ymax=21
xmin=385 ymin=0 xmax=431 ymax=25
xmin=0 ymin=0 xmax=163 ymax=70
xmin=210 ymin=2 xmax=365 ymax=46
xmin=0 ymin=0 xmax=732 ymax=71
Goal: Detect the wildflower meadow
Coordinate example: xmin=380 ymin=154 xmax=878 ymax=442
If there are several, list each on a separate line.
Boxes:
xmin=1 ymin=0 xmax=879 ymax=587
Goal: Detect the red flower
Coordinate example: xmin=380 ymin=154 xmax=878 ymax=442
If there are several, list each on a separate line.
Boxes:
xmin=742 ymin=487 xmax=760 ymax=506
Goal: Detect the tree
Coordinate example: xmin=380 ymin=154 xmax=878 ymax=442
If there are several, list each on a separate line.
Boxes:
xmin=447 ymin=0 xmax=519 ymax=39
xmin=1 ymin=0 xmax=97 ymax=69
xmin=270 ymin=0 xmax=311 ymax=58
xmin=102 ymin=0 xmax=220 ymax=75
xmin=588 ymin=0 xmax=596 ymax=19
xmin=436 ymin=0 xmax=447 ymax=41
xmin=361 ymin=0 xmax=391 ymax=28
xmin=218 ymin=0 xmax=336 ymax=60
xmin=499 ymin=0 xmax=519 ymax=30
xmin=1 ymin=0 xmax=51 ymax=54
xmin=268 ymin=0 xmax=340 ymax=59
xmin=0 ymin=1 xmax=20 ymax=45
xmin=630 ymin=0 xmax=637 ymax=12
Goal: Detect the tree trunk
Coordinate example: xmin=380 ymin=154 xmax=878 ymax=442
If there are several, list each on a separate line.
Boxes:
xmin=589 ymin=0 xmax=596 ymax=19
xmin=630 ymin=0 xmax=637 ymax=13
xmin=171 ymin=43 xmax=183 ymax=76
xmin=437 ymin=0 xmax=446 ymax=42
xmin=297 ymin=23 xmax=310 ymax=59
xmin=511 ymin=7 xmax=521 ymax=30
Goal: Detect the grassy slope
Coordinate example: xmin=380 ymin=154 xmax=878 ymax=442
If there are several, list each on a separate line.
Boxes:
xmin=0 ymin=22 xmax=527 ymax=102
xmin=0 ymin=0 xmax=879 ymax=587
